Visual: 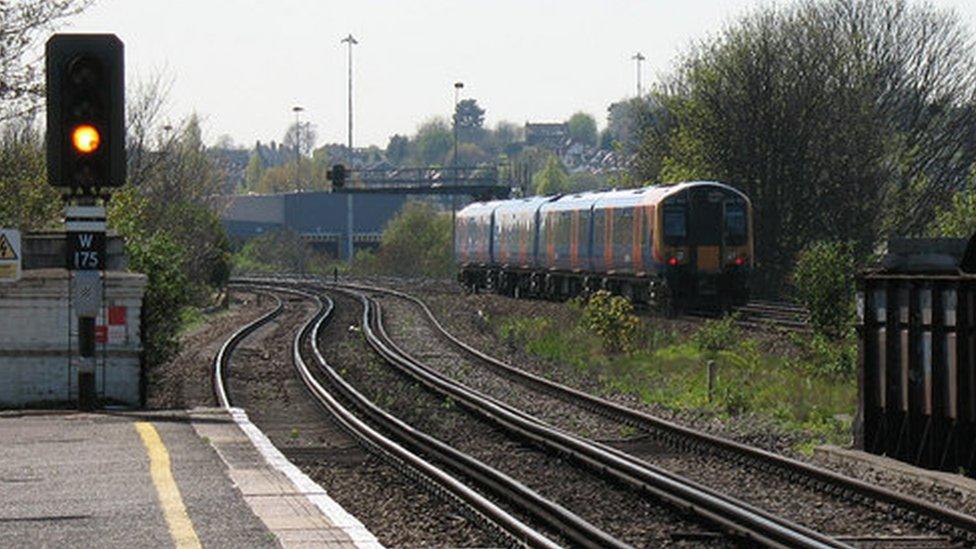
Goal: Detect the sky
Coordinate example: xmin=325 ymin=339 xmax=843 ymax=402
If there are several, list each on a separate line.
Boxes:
xmin=67 ymin=0 xmax=976 ymax=149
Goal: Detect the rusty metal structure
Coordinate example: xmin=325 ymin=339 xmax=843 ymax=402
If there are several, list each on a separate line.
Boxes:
xmin=857 ymin=238 xmax=976 ymax=474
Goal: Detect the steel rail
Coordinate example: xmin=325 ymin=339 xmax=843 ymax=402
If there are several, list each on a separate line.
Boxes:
xmin=222 ymin=284 xmax=577 ymax=549
xmin=337 ymin=286 xmax=847 ymax=549
xmin=323 ymin=279 xmax=976 ymax=540
xmin=305 ymin=291 xmax=627 ymax=549
xmin=212 ymin=289 xmax=284 ymax=408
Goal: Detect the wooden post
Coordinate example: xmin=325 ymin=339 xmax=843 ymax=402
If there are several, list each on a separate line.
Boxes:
xmin=707 ymin=360 xmax=718 ymax=403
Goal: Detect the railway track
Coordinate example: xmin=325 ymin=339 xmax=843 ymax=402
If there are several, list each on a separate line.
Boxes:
xmin=303 ymin=278 xmax=970 ymax=547
xmin=685 ymin=300 xmax=811 ymax=333
xmin=215 ymin=285 xmax=561 ymax=548
xmin=227 ymin=279 xmax=853 ymax=547
xmin=236 ymin=278 xmax=843 ymax=548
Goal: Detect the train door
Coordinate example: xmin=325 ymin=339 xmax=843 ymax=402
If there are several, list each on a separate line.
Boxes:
xmin=688 ymin=187 xmax=723 ymax=279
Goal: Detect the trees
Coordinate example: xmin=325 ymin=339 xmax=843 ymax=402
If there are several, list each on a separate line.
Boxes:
xmin=282 ymin=121 xmax=317 ymax=157
xmin=0 ymin=123 xmax=60 ymax=230
xmin=567 ymin=112 xmax=598 ymax=147
xmin=454 ymin=98 xmax=485 ymax=131
xmin=532 ymin=155 xmax=570 ymax=195
xmin=931 ymin=170 xmax=976 ymax=238
xmin=0 ymin=0 xmax=92 ymax=120
xmin=244 ymin=151 xmax=265 ymax=191
xmin=370 ymin=202 xmax=452 ymax=277
xmin=386 ymin=134 xmax=411 ymax=164
xmin=634 ymin=0 xmax=976 ymax=290
xmin=792 ymin=241 xmax=856 ymax=338
xmin=413 ymin=118 xmax=453 ymax=165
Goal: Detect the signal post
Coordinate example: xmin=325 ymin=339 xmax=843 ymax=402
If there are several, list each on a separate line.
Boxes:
xmin=46 ymin=34 xmax=125 ymax=409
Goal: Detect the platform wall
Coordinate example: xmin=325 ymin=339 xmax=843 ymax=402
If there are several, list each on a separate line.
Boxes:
xmin=0 ymin=269 xmax=147 ymax=407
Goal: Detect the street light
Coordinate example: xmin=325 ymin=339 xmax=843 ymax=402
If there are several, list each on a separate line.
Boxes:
xmin=451 ymin=81 xmax=464 ymax=268
xmin=341 ymin=34 xmax=358 ymax=152
xmin=453 ymin=81 xmax=464 ymax=166
xmin=632 ymin=52 xmax=645 ymax=97
xmin=292 ymin=105 xmax=304 ymax=190
xmin=340 ymin=34 xmax=358 ymax=266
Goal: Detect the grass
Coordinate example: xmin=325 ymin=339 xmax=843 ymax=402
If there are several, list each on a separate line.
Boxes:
xmin=498 ymin=311 xmax=856 ymax=452
xmin=177 ymin=306 xmax=206 ymax=335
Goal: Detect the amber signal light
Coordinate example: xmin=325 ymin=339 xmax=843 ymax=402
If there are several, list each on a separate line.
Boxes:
xmin=71 ymin=124 xmax=100 ymax=154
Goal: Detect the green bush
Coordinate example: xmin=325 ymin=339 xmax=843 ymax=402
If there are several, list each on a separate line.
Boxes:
xmin=792 ymin=241 xmax=856 ymax=338
xmin=692 ymin=315 xmax=740 ymax=356
xmin=232 ymin=228 xmax=334 ymax=275
xmin=373 ymin=201 xmax=452 ymax=277
xmin=110 ymin=183 xmax=232 ymax=371
xmin=576 ymin=290 xmax=641 ymax=354
xmin=790 ymin=330 xmax=858 ymax=379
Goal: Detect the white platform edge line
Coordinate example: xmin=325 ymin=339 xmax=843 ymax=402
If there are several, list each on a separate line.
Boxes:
xmin=227 ymin=407 xmax=384 ymax=548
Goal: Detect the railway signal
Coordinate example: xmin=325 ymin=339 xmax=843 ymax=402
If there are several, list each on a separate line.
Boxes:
xmin=328 ymin=164 xmax=347 ymax=189
xmin=46 ymin=34 xmax=125 ymax=194
xmin=46 ymin=33 xmax=125 ymax=411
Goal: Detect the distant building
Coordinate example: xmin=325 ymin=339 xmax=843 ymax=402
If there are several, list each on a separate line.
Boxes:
xmin=208 ymin=148 xmax=249 ymax=194
xmin=524 ymin=122 xmax=570 ymax=153
xmin=218 ymin=191 xmax=414 ymax=259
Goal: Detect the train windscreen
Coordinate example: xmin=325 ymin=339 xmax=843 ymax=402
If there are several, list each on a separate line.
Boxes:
xmin=663 ymin=208 xmax=686 ymax=245
xmin=724 ymin=204 xmax=747 ymax=246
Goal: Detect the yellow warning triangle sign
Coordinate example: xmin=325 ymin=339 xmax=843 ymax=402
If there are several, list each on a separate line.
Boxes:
xmin=0 ymin=233 xmax=17 ymax=260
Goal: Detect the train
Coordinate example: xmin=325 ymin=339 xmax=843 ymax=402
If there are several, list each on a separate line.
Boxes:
xmin=454 ymin=181 xmax=754 ymax=309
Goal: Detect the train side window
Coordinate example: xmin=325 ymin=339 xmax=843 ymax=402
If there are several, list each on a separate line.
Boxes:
xmin=663 ymin=209 xmax=686 ymax=244
xmin=724 ymin=204 xmax=746 ymax=245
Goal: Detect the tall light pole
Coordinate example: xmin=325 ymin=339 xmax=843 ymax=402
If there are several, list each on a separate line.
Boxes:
xmin=451 ymin=81 xmax=463 ymax=267
xmin=632 ymin=52 xmax=645 ymax=97
xmin=292 ymin=105 xmax=304 ymax=190
xmin=453 ymin=81 xmax=463 ymax=166
xmin=340 ymin=34 xmax=358 ymax=265
xmin=341 ymin=34 xmax=357 ymax=151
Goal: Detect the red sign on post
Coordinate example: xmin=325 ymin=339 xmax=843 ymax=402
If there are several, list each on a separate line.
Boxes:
xmin=94 ymin=325 xmax=107 ymax=344
xmin=108 ymin=306 xmax=126 ymax=325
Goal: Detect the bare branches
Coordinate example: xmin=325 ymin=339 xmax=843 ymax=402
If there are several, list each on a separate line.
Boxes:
xmin=0 ymin=0 xmax=92 ymax=120
xmin=641 ymin=0 xmax=976 ymax=289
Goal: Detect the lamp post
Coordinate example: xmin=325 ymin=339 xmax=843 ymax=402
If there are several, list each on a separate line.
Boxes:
xmin=453 ymin=81 xmax=463 ymax=166
xmin=341 ymin=34 xmax=358 ymax=265
xmin=341 ymin=34 xmax=357 ymax=151
xmin=292 ymin=105 xmax=304 ymax=190
xmin=451 ymin=81 xmax=463 ymax=267
xmin=632 ymin=52 xmax=645 ymax=97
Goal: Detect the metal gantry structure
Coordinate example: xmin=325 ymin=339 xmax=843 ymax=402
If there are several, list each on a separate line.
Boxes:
xmin=330 ymin=165 xmax=512 ymax=199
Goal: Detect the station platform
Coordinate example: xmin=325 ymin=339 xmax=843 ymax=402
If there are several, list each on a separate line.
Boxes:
xmin=0 ymin=408 xmax=379 ymax=548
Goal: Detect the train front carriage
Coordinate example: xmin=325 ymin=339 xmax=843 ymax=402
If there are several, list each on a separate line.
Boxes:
xmin=653 ymin=182 xmax=753 ymax=305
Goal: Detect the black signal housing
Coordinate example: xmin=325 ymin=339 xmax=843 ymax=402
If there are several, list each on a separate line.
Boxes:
xmin=328 ymin=164 xmax=347 ymax=189
xmin=46 ymin=34 xmax=125 ymax=193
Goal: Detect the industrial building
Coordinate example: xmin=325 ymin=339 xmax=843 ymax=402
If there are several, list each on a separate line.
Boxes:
xmin=219 ymin=191 xmax=431 ymax=259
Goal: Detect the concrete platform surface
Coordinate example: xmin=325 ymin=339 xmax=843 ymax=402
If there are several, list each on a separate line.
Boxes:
xmin=817 ymin=444 xmax=976 ymax=497
xmin=0 ymin=409 xmax=380 ymax=548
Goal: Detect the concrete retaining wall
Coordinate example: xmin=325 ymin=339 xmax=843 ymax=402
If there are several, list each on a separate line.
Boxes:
xmin=0 ymin=269 xmax=147 ymax=407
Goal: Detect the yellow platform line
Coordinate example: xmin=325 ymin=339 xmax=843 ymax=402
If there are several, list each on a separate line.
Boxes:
xmin=135 ymin=422 xmax=202 ymax=549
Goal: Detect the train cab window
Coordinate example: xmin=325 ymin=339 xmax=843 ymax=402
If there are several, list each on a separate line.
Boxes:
xmin=663 ymin=209 xmax=686 ymax=244
xmin=724 ymin=204 xmax=747 ymax=245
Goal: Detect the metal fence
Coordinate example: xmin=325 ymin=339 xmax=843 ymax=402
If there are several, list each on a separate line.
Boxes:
xmin=857 ymin=238 xmax=976 ymax=475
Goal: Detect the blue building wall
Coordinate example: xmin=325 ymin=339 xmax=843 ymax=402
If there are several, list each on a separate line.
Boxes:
xmin=222 ymin=191 xmax=419 ymax=259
